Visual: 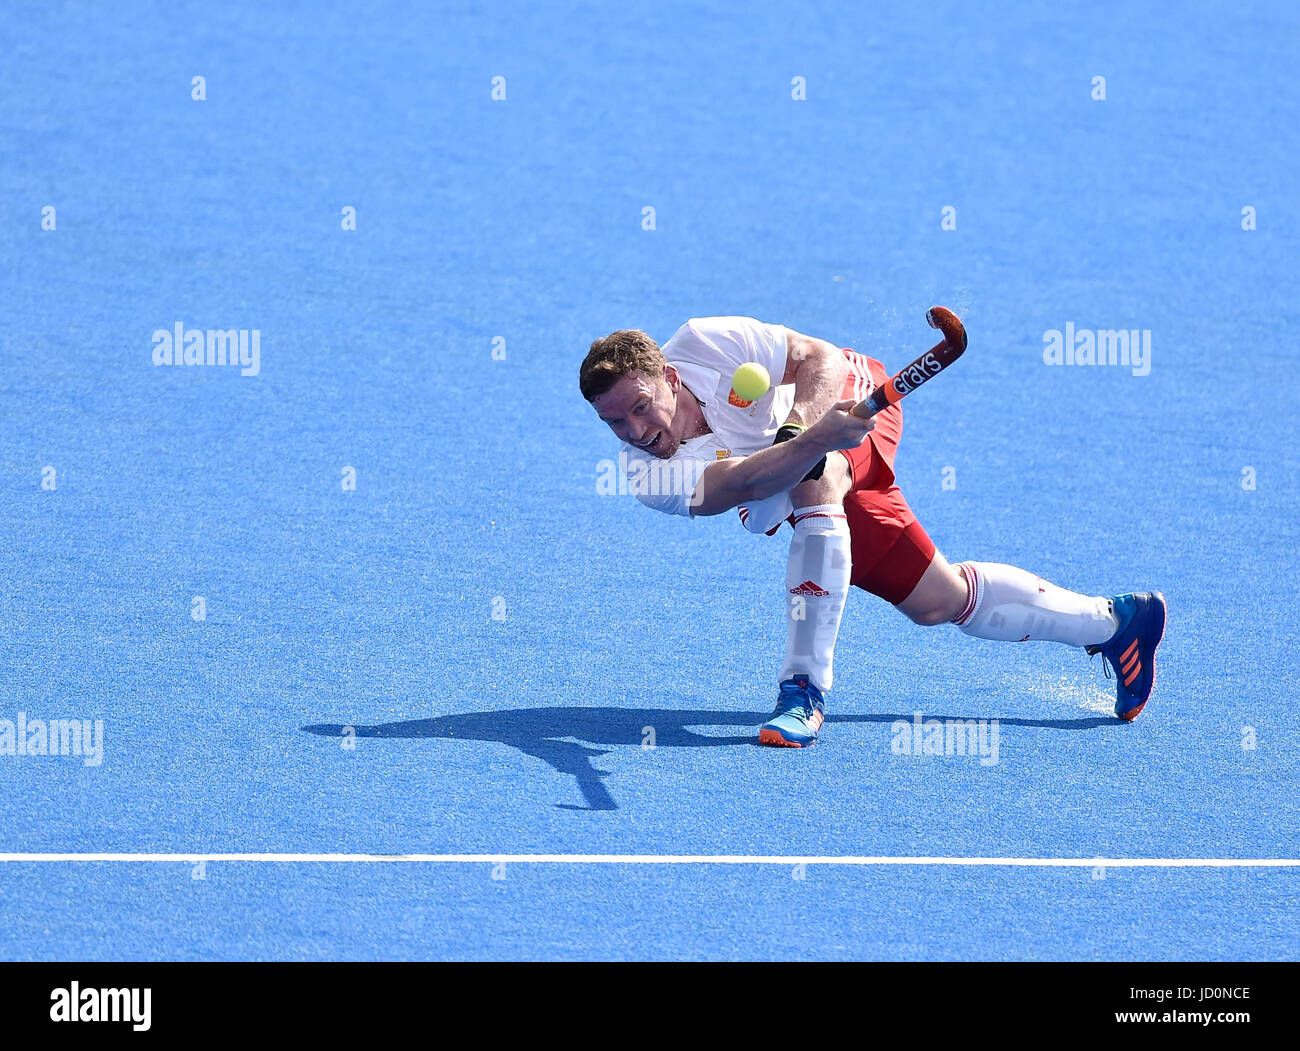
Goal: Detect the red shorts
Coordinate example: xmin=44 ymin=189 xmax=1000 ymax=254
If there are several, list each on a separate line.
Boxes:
xmin=837 ymin=351 xmax=936 ymax=605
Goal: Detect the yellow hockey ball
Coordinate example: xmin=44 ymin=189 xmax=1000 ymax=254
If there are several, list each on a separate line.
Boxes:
xmin=731 ymin=362 xmax=771 ymax=402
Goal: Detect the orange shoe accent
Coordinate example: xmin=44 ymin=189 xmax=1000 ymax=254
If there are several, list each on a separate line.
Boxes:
xmin=1121 ymin=649 xmax=1140 ymax=676
xmin=1121 ymin=638 xmax=1140 ymax=665
xmin=1123 ymin=661 xmax=1142 ymax=687
xmin=758 ymin=728 xmax=806 ymax=748
xmin=1120 ymin=702 xmax=1146 ymax=722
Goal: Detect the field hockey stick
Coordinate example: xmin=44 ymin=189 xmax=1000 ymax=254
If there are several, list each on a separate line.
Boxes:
xmin=850 ymin=306 xmax=968 ymax=419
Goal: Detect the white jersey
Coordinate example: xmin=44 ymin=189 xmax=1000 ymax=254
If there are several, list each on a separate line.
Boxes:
xmin=621 ymin=316 xmax=794 ymax=518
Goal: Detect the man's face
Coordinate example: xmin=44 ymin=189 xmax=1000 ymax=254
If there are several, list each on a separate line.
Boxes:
xmin=591 ymin=366 xmax=684 ymax=458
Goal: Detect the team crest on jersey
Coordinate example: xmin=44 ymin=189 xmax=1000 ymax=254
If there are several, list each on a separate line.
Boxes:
xmin=715 ymin=449 xmax=731 ymax=460
xmin=727 ymin=389 xmax=753 ymax=408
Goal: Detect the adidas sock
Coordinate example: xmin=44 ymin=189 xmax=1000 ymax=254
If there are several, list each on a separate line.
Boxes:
xmin=778 ymin=505 xmax=852 ymax=690
xmin=952 ymin=561 xmax=1119 ymax=647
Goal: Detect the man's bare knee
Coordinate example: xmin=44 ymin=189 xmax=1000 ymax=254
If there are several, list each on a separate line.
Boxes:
xmin=792 ymin=451 xmax=852 ymax=507
xmin=902 ymin=605 xmax=955 ymax=627
xmin=896 ymin=553 xmax=967 ymax=626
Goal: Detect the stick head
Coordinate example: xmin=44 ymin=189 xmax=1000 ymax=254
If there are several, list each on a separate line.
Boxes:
xmin=926 ymin=306 xmax=967 ymax=356
xmin=848 ymin=306 xmax=968 ymax=419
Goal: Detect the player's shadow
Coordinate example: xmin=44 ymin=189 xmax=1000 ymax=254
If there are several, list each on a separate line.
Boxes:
xmin=303 ymin=707 xmax=1114 ymax=813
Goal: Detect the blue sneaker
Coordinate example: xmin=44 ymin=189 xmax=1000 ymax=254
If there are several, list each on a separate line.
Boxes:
xmin=759 ymin=675 xmax=826 ymax=747
xmin=1086 ymin=592 xmax=1167 ymax=721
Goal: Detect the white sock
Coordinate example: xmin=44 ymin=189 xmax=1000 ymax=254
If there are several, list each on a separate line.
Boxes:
xmin=952 ymin=561 xmax=1118 ymax=647
xmin=779 ymin=505 xmax=852 ymax=690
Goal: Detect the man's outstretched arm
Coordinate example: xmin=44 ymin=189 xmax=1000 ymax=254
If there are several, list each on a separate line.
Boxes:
xmin=688 ymin=400 xmax=873 ymax=517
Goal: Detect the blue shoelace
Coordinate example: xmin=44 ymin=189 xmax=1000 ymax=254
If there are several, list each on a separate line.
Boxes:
xmin=774 ymin=683 xmax=815 ymax=718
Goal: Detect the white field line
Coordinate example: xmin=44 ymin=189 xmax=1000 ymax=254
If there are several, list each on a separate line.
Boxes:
xmin=0 ymin=854 xmax=1297 ymax=867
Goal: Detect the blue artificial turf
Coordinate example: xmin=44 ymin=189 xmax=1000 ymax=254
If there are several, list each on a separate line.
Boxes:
xmin=1 ymin=0 xmax=1297 ymax=960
